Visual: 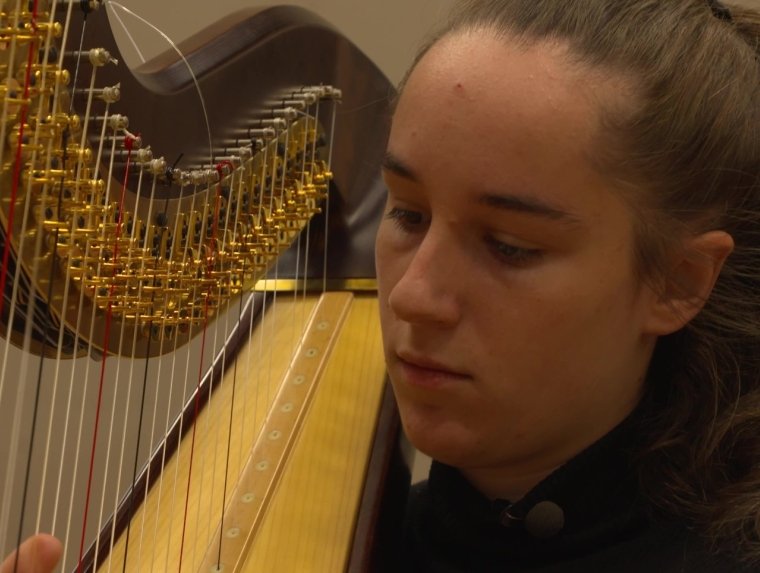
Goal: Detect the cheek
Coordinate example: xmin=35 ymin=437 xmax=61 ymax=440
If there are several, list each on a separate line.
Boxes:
xmin=476 ymin=266 xmax=642 ymax=371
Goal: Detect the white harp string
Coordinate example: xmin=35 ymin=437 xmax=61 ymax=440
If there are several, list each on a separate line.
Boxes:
xmin=34 ymin=0 xmax=82 ymax=535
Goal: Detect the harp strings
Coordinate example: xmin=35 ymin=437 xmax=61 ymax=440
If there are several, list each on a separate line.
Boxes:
xmin=145 ymin=181 xmax=193 ymax=573
xmin=82 ymin=3 xmax=243 ymax=568
xmin=0 ymin=0 xmax=344 ymax=569
xmin=89 ymin=7 xmax=218 ymax=569
xmin=88 ymin=127 xmax=138 ymax=567
xmin=77 ymin=90 xmax=137 ymax=569
xmin=0 ymin=0 xmax=34 ymax=541
xmin=0 ymin=0 xmax=78 ymax=559
xmin=46 ymin=0 xmax=90 ymax=543
xmin=194 ymin=171 xmax=236 ymax=571
xmin=59 ymin=51 xmax=116 ymax=567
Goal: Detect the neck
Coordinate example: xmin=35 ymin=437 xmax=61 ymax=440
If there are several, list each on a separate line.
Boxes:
xmin=460 ymin=464 xmax=561 ymax=502
xmin=459 ymin=397 xmax=644 ymax=502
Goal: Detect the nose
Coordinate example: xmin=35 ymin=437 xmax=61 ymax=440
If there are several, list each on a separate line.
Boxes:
xmin=386 ymin=228 xmax=462 ymax=327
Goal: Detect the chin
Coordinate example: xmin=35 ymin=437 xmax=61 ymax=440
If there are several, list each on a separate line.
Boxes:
xmin=398 ymin=401 xmax=485 ymax=467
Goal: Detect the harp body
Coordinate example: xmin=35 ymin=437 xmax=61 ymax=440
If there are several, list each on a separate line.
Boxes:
xmin=0 ymin=1 xmax=400 ymax=571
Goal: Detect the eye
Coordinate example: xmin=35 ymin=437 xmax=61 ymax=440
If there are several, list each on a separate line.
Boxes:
xmin=385 ymin=206 xmax=428 ymax=232
xmin=485 ymin=235 xmax=543 ymax=266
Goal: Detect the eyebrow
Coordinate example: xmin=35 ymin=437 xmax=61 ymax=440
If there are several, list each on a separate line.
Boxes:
xmin=382 ymin=152 xmax=582 ymax=225
xmin=382 ymin=152 xmax=419 ymax=181
xmin=478 ymin=194 xmax=581 ymax=225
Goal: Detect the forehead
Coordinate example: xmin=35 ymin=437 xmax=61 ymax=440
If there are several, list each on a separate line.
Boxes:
xmin=390 ymin=31 xmax=628 ymax=196
xmin=405 ymin=31 xmax=589 ymax=107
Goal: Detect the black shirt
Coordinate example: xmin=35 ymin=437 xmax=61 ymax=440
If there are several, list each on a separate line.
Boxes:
xmin=399 ymin=415 xmax=754 ymax=572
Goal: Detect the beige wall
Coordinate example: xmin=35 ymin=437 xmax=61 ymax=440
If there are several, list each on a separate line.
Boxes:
xmin=108 ymin=0 xmax=458 ymax=85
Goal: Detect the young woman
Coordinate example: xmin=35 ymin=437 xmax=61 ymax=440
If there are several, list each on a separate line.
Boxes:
xmin=6 ymin=0 xmax=760 ymax=571
xmin=376 ymin=0 xmax=760 ymax=571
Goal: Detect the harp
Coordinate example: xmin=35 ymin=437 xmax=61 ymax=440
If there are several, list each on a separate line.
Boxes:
xmin=0 ymin=1 xmax=406 ymax=571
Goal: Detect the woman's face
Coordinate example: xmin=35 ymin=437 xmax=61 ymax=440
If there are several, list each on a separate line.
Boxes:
xmin=375 ymin=31 xmax=662 ymax=490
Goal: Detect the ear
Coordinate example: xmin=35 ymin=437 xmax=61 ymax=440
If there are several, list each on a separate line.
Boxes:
xmin=643 ymin=230 xmax=734 ymax=336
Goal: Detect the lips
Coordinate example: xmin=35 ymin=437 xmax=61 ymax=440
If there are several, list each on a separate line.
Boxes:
xmin=395 ymin=351 xmax=471 ymax=389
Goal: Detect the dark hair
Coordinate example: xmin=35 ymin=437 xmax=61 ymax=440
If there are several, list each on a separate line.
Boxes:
xmin=408 ymin=0 xmax=760 ymax=563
